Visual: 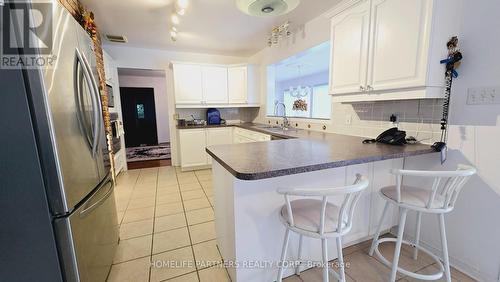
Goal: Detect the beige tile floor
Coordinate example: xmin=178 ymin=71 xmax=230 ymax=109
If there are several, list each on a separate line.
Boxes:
xmin=109 ymin=166 xmax=476 ymax=282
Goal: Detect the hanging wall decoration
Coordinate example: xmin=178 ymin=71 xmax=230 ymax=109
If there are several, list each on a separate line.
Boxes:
xmin=431 ymin=36 xmax=463 ymax=162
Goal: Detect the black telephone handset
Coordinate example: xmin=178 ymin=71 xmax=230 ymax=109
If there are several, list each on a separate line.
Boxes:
xmin=363 ymin=127 xmax=407 ymax=145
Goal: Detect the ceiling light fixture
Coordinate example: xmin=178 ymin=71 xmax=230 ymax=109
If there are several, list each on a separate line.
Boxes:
xmin=176 ymin=8 xmax=185 ymax=15
xmin=235 ymin=0 xmax=300 ymax=17
xmin=171 ymin=14 xmax=180 ymax=25
xmin=268 ymin=21 xmax=291 ymax=47
xmin=177 ymin=0 xmax=189 ymax=9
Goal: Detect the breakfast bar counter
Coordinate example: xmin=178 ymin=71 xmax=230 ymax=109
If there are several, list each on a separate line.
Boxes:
xmin=206 ymin=124 xmax=434 ymax=180
xmin=204 ymin=124 xmax=438 ymax=282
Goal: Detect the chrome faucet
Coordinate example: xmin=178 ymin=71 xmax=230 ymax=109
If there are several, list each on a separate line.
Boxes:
xmin=274 ymin=101 xmax=290 ymax=129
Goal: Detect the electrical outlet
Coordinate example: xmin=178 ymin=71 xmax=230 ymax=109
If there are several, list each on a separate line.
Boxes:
xmin=467 ymin=87 xmax=500 ymax=105
xmin=345 ymin=115 xmax=352 ymax=125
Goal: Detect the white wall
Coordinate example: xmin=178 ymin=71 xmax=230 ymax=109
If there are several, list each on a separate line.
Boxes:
xmin=118 ymin=74 xmax=170 ymax=144
xmin=105 ymin=45 xmax=248 ymax=165
xmin=403 ymin=0 xmax=500 ymax=281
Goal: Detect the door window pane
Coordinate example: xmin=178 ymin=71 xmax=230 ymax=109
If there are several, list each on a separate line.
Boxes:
xmin=136 ymin=104 xmax=145 ymax=119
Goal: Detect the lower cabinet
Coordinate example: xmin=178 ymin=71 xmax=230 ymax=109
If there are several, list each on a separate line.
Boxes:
xmin=179 ymin=129 xmax=208 ymax=169
xmin=206 ymin=127 xmax=233 ymax=163
xmin=179 ymin=127 xmax=271 ymax=170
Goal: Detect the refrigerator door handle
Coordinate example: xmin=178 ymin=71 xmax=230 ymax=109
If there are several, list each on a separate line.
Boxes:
xmin=74 ymin=49 xmax=93 ymax=152
xmin=79 ymin=177 xmax=113 ymax=218
xmin=75 ymin=49 xmax=100 ymax=157
xmin=79 ymin=49 xmax=104 ymax=152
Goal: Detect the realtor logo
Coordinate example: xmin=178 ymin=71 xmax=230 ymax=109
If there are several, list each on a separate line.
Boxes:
xmin=1 ymin=1 xmax=55 ymax=68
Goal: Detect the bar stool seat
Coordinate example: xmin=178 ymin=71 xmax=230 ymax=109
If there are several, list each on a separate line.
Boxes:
xmin=280 ymin=199 xmax=347 ymax=234
xmin=380 ymin=185 xmax=446 ymax=209
xmin=276 ymin=175 xmax=369 ymax=282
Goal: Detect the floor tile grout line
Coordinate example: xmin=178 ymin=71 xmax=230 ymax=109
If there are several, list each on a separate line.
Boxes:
xmin=159 ymin=269 xmax=198 ymax=282
xmin=148 ymin=168 xmax=160 ymax=282
xmin=117 ymin=169 xmax=141 ymax=226
xmin=194 ymin=174 xmax=214 ymax=211
xmin=175 ymin=170 xmax=202 ymax=282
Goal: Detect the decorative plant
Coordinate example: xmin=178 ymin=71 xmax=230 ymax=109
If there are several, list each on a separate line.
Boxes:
xmin=292 ymin=99 xmax=308 ymax=111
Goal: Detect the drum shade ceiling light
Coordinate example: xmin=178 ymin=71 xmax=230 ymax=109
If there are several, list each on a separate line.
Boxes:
xmin=235 ymin=0 xmax=300 ymax=17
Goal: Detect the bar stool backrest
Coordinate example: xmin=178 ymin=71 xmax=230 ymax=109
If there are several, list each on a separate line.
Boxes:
xmin=277 ymin=174 xmax=369 ymax=236
xmin=391 ymin=164 xmax=477 ymax=210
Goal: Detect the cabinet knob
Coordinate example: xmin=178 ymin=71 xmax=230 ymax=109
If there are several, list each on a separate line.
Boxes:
xmin=359 ymin=85 xmax=365 ymax=92
xmin=366 ymin=85 xmax=373 ymax=91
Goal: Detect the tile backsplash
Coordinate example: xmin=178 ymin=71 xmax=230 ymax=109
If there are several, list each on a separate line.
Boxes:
xmin=176 ymin=107 xmax=259 ymax=123
xmin=261 ymin=99 xmax=444 ymax=145
xmin=331 ymin=99 xmax=443 ymax=144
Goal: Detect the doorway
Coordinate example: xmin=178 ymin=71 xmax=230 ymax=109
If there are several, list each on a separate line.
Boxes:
xmin=120 ymin=87 xmax=158 ymax=147
xmin=117 ymin=68 xmax=172 ymax=169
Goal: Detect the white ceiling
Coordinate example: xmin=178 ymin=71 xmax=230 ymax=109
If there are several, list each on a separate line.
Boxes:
xmin=274 ymin=41 xmax=330 ymax=82
xmin=80 ymin=0 xmax=339 ymax=56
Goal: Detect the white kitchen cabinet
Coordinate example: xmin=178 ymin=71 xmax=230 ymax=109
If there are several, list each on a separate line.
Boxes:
xmin=328 ymin=0 xmax=460 ymax=102
xmin=173 ymin=63 xmax=203 ymax=104
xmin=329 ymin=0 xmax=370 ymax=95
xmin=367 ymin=0 xmax=432 ymax=91
xmin=202 ymin=66 xmax=228 ymax=104
xmin=179 ymin=129 xmax=208 ymax=169
xmin=179 ymin=127 xmax=233 ymax=170
xmin=233 ymin=127 xmax=271 ymax=143
xmin=206 ymin=127 xmax=233 ymax=163
xmin=228 ymin=66 xmax=248 ymax=103
xmin=173 ymin=62 xmax=260 ymax=107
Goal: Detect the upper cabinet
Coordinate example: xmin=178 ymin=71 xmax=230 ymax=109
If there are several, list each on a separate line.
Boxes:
xmin=328 ymin=0 xmax=460 ymax=102
xmin=202 ymin=66 xmax=228 ymax=104
xmin=329 ymin=1 xmax=370 ymax=95
xmin=173 ymin=63 xmax=203 ymax=104
xmin=228 ymin=66 xmax=248 ymax=103
xmin=173 ymin=62 xmax=260 ymax=108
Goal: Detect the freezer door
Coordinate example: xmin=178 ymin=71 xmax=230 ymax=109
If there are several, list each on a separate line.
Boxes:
xmin=42 ymin=3 xmax=103 ymax=214
xmin=75 ymin=25 xmax=111 ymax=180
xmin=54 ymin=175 xmax=119 ymax=282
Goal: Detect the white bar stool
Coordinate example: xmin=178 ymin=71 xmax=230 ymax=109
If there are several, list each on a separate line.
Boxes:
xmin=276 ymin=174 xmax=369 ymax=282
xmin=369 ymin=164 xmax=476 ymax=282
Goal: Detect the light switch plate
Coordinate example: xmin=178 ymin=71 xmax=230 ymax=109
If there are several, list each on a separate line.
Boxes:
xmin=467 ymin=87 xmax=500 ymax=105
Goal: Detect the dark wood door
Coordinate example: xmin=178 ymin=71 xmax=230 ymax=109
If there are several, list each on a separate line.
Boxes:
xmin=120 ymin=87 xmax=158 ymax=147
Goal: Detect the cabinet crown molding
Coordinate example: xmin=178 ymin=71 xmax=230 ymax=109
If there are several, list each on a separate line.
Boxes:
xmin=323 ymin=0 xmax=364 ymax=18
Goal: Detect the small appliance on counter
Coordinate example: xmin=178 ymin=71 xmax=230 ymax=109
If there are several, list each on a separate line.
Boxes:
xmin=207 ymin=108 xmax=225 ymax=125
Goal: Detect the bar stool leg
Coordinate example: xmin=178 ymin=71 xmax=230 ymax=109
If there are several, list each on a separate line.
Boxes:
xmin=369 ymin=201 xmax=390 ymax=256
xmin=413 ymin=211 xmax=422 ymax=260
xmin=438 ymin=214 xmax=452 ymax=282
xmin=295 ymin=235 xmax=303 ymax=275
xmin=336 ymin=236 xmax=346 ymax=282
xmin=390 ymin=208 xmax=408 ymax=282
xmin=277 ymin=229 xmax=291 ymax=282
xmin=321 ymin=238 xmax=330 ymax=282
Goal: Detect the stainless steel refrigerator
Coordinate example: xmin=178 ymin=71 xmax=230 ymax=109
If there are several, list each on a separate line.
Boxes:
xmin=0 ymin=2 xmax=119 ymax=281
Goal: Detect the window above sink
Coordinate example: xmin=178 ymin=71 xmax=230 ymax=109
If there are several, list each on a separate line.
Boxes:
xmin=266 ymin=41 xmax=331 ymax=120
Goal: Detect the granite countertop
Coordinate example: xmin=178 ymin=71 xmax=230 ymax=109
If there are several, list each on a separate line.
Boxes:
xmin=204 ymin=123 xmax=436 ymax=180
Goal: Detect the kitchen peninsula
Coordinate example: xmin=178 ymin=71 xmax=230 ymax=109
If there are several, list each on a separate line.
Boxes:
xmin=206 ymin=124 xmax=437 ymax=282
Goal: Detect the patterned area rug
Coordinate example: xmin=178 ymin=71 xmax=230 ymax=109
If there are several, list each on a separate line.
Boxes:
xmin=126 ymin=143 xmax=171 ymax=162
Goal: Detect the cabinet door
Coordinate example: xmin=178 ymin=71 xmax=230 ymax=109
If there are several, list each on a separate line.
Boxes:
xmin=367 ymin=0 xmax=432 ymax=91
xmin=206 ymin=127 xmax=233 ymax=163
xmin=173 ymin=64 xmax=203 ymax=104
xmin=228 ymin=66 xmax=247 ymax=103
xmin=179 ymin=129 xmax=208 ymax=168
xmin=329 ymin=1 xmax=370 ymax=95
xmin=202 ymin=66 xmax=228 ymax=104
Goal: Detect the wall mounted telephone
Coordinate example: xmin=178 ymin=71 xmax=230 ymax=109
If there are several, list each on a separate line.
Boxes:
xmin=363 ymin=127 xmax=407 ymax=145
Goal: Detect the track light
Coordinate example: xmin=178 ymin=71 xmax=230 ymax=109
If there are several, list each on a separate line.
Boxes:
xmin=171 ymin=14 xmax=180 ymax=25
